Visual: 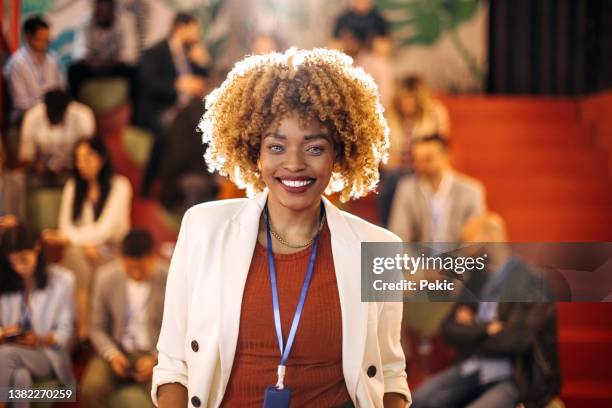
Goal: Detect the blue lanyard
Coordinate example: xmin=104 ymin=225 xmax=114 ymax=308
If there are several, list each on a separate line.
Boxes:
xmin=264 ymin=203 xmax=322 ymax=389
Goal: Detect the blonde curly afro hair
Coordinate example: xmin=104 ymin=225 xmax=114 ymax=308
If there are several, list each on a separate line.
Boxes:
xmin=199 ymin=47 xmax=389 ymax=202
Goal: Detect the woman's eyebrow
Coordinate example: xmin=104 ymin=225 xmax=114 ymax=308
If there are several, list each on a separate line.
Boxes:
xmin=304 ymin=133 xmax=331 ymax=141
xmin=263 ymin=133 xmax=286 ymax=140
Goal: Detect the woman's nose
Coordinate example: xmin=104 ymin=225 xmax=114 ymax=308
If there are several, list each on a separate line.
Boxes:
xmin=283 ymin=149 xmax=306 ymax=171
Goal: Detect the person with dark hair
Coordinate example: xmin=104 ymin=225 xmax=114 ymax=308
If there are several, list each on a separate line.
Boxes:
xmin=80 ymin=228 xmax=168 ymax=408
xmin=43 ymin=137 xmax=132 ymax=339
xmin=377 ymin=76 xmax=450 ymax=225
xmin=0 ymin=225 xmax=76 ymax=399
xmin=4 ymin=15 xmax=65 ymax=123
xmin=388 ymin=134 xmax=486 ymax=242
xmin=331 ymin=0 xmax=393 ymax=110
xmin=68 ymin=0 xmax=139 ymax=110
xmin=137 ymin=12 xmax=210 ymax=197
xmin=19 ymin=89 xmax=95 ymax=187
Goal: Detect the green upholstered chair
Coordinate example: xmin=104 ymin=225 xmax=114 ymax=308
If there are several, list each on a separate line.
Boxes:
xmin=27 ymin=187 xmax=63 ymax=230
xmin=108 ymin=384 xmax=153 ymax=408
xmin=122 ymin=126 xmax=153 ymax=169
xmin=78 ymin=78 xmax=129 ymax=114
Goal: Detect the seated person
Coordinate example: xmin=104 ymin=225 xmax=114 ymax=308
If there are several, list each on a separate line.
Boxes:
xmin=1 ymin=137 xmax=26 ymax=221
xmin=0 ymin=225 xmax=76 ymax=397
xmin=159 ymin=99 xmax=218 ymax=216
xmin=43 ymin=137 xmax=132 ymax=339
xmin=81 ymin=229 xmax=168 ymax=408
xmin=4 ymin=15 xmax=65 ymax=124
xmin=388 ymin=134 xmax=486 ymax=240
xmin=386 ymin=76 xmax=450 ymax=170
xmin=19 ymin=89 xmax=95 ymax=187
xmin=411 ymin=213 xmax=560 ymax=408
xmin=69 ymin=0 xmax=139 ymax=109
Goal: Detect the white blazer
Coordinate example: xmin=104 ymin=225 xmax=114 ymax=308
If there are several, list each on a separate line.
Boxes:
xmin=151 ymin=191 xmax=411 ymax=407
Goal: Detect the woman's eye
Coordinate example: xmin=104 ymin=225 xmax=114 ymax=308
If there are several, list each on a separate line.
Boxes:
xmin=307 ymin=145 xmax=325 ymax=155
xmin=269 ymin=144 xmax=284 ymax=153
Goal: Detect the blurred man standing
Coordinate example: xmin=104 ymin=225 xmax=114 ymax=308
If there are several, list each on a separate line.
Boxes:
xmin=137 ymin=13 xmax=210 ymax=197
xmin=389 ymin=134 xmax=486 ymax=242
xmin=4 ymin=15 xmax=65 ymax=124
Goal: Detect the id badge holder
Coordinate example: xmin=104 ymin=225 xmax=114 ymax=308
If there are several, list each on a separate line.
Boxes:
xmin=263 ymin=385 xmax=291 ymax=408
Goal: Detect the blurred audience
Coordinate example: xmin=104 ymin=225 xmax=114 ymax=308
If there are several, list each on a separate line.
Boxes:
xmin=159 ymin=99 xmax=218 ymax=216
xmin=4 ymin=15 xmax=65 ymax=124
xmin=250 ymin=32 xmax=284 ymax=54
xmin=0 ymin=137 xmax=26 ymax=221
xmin=81 ymin=229 xmax=167 ymax=408
xmin=43 ymin=137 xmax=132 ymax=340
xmin=69 ymin=0 xmax=139 ymax=111
xmin=333 ymin=0 xmax=391 ymax=57
xmin=411 ymin=214 xmax=560 ymax=408
xmin=388 ymin=135 xmax=486 ymax=241
xmin=19 ymin=89 xmax=95 ymax=187
xmin=137 ymin=13 xmax=210 ymax=197
xmin=332 ymin=1 xmax=393 ymax=110
xmin=0 ymin=225 xmax=76 ymax=401
xmin=387 ymin=76 xmax=450 ymax=170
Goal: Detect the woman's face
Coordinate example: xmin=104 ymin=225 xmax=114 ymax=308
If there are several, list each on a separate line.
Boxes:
xmin=75 ymin=143 xmax=103 ymax=181
xmin=398 ymin=89 xmax=418 ymax=118
xmin=8 ymin=248 xmax=39 ymax=279
xmin=259 ymin=114 xmax=335 ymax=212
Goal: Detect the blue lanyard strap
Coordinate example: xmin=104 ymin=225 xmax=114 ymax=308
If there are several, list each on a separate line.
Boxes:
xmin=264 ymin=203 xmax=322 ymax=376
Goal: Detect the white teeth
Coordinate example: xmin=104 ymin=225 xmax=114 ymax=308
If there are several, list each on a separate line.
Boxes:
xmin=281 ymin=179 xmax=313 ymax=187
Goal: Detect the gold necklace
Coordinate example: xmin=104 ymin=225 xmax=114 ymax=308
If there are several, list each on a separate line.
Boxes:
xmin=263 ymin=209 xmax=326 ymax=249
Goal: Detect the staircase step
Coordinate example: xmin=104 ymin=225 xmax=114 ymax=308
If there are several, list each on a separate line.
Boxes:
xmin=456 ymin=149 xmax=609 ymax=176
xmin=557 ymin=304 xmax=612 ymax=326
xmin=562 ymin=380 xmax=612 ymax=408
xmin=452 ymin=123 xmax=584 ymax=147
xmin=496 ymin=208 xmax=612 ymax=241
xmin=479 ymin=178 xmax=612 ymax=206
xmin=558 ymin=326 xmax=612 ymax=381
xmin=443 ymin=96 xmax=578 ymax=120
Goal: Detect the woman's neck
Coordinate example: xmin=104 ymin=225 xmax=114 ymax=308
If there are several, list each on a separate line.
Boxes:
xmin=265 ymin=196 xmax=322 ymax=245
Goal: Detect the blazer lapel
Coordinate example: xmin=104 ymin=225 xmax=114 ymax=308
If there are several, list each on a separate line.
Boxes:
xmin=218 ymin=191 xmax=268 ymax=393
xmin=323 ymin=197 xmax=368 ymax=401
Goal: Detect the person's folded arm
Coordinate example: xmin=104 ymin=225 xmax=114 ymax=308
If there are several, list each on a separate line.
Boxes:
xmin=476 ymin=303 xmax=555 ymax=357
xmin=440 ymin=303 xmax=488 ymax=348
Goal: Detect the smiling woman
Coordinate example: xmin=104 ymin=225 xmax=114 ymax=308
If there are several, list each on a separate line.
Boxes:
xmin=153 ymin=48 xmax=411 ymax=408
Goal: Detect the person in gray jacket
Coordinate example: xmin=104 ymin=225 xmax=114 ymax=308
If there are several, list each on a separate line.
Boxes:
xmin=80 ymin=229 xmax=168 ymax=408
xmin=0 ymin=225 xmax=76 ymax=406
xmin=389 ymin=134 xmax=486 ymax=243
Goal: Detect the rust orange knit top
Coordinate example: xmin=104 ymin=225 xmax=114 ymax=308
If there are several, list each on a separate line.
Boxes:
xmin=221 ymin=223 xmax=352 ymax=407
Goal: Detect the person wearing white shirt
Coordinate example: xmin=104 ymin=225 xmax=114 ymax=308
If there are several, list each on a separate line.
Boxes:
xmin=388 ymin=135 xmax=486 ymax=243
xmin=4 ymin=16 xmax=65 ymax=124
xmin=19 ymin=89 xmax=95 ymax=186
xmin=43 ymin=137 xmax=132 ymax=340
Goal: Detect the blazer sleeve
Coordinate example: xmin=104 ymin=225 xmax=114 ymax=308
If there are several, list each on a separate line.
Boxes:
xmin=378 ymin=301 xmax=411 ymax=405
xmin=89 ymin=268 xmax=121 ymax=359
xmin=50 ymin=271 xmax=76 ymax=350
xmin=151 ymin=209 xmax=192 ymax=406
